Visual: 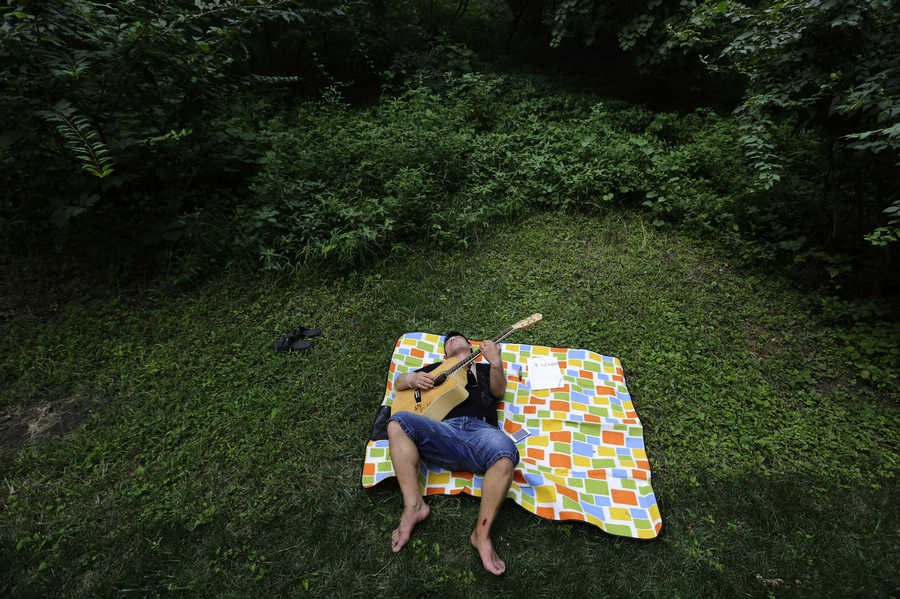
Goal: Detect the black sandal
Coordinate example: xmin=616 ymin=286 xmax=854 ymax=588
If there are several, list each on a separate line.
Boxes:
xmin=273 ymin=334 xmax=295 ymax=351
xmin=274 ymin=326 xmax=320 ymax=351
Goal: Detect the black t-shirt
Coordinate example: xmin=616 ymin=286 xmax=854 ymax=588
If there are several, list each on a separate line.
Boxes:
xmin=416 ymin=361 xmax=500 ymax=426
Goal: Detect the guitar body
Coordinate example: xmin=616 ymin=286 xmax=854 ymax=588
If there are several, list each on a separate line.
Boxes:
xmin=390 ymin=357 xmax=471 ymax=421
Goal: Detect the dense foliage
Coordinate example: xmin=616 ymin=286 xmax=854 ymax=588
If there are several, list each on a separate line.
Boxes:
xmin=672 ymin=0 xmax=900 ymax=274
xmin=243 ymin=74 xmax=749 ymax=268
xmin=1 ymin=0 xmax=898 ymax=296
xmin=0 ymin=0 xmax=404 ymax=268
xmin=546 ymin=0 xmax=900 ymax=289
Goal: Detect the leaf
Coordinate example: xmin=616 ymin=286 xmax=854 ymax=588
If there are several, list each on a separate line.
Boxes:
xmin=38 ymin=100 xmax=115 ymax=178
xmin=883 ymin=122 xmax=900 ymax=138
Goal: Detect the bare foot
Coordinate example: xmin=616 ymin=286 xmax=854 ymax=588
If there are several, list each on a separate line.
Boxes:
xmin=391 ymin=501 xmax=430 ymax=552
xmin=470 ymin=531 xmax=506 ymax=575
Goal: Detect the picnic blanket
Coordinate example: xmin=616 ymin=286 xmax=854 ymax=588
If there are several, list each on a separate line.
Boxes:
xmin=361 ymin=333 xmax=662 ymax=539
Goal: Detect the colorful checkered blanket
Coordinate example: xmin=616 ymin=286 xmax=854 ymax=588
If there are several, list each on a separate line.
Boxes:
xmin=361 ymin=333 xmax=662 ymax=539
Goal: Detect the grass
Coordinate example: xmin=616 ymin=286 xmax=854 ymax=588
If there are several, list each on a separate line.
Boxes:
xmin=1 ymin=209 xmax=897 ymax=598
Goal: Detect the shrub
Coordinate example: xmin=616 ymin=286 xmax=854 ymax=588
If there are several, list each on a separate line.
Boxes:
xmin=241 ymin=73 xmax=763 ymax=270
xmin=242 ymin=83 xmax=479 ymax=268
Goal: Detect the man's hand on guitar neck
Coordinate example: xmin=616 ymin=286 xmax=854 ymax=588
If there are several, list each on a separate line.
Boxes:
xmin=481 ymin=341 xmax=501 ymax=367
xmin=482 ymin=341 xmax=506 ymax=399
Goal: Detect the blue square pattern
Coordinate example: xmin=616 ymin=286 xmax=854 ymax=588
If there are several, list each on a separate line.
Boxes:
xmin=582 ymin=503 xmax=605 ymax=520
xmin=573 ymin=441 xmax=594 ymax=457
xmin=571 ymin=390 xmax=590 ymax=404
xmin=525 ymin=472 xmax=544 ymax=487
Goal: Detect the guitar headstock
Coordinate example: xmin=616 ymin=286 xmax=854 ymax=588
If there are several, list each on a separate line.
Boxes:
xmin=512 ymin=313 xmax=543 ymax=330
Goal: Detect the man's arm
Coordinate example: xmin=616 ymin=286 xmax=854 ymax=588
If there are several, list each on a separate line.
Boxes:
xmin=481 ymin=341 xmax=506 ymax=399
xmin=396 ymin=370 xmax=435 ymax=391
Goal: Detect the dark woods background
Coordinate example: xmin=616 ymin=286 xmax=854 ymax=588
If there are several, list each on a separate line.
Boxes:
xmin=2 ymin=0 xmax=898 ymax=300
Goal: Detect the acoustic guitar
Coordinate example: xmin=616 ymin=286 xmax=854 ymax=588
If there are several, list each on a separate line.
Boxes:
xmin=390 ymin=314 xmax=543 ymax=421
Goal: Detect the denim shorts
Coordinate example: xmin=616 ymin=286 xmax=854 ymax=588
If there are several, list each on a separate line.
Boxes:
xmin=389 ymin=412 xmax=520 ymax=474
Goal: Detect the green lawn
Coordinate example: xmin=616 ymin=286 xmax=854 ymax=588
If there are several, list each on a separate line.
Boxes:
xmin=2 ymin=210 xmax=897 ymax=598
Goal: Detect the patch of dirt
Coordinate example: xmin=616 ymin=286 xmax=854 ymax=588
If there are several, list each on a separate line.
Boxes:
xmin=0 ymin=397 xmax=92 ymax=450
xmin=815 ymin=372 xmax=852 ymax=397
xmin=746 ymin=323 xmax=782 ymax=361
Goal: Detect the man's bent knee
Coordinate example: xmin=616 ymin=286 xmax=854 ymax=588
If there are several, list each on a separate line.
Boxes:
xmin=387 ymin=419 xmax=408 ymax=440
xmin=488 ymin=456 xmax=515 ymax=473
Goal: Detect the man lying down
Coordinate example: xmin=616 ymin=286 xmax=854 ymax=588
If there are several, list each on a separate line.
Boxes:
xmin=386 ymin=331 xmax=519 ymax=575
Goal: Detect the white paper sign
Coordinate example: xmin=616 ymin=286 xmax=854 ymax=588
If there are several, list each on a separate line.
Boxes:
xmin=526 ymin=356 xmax=563 ymax=390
